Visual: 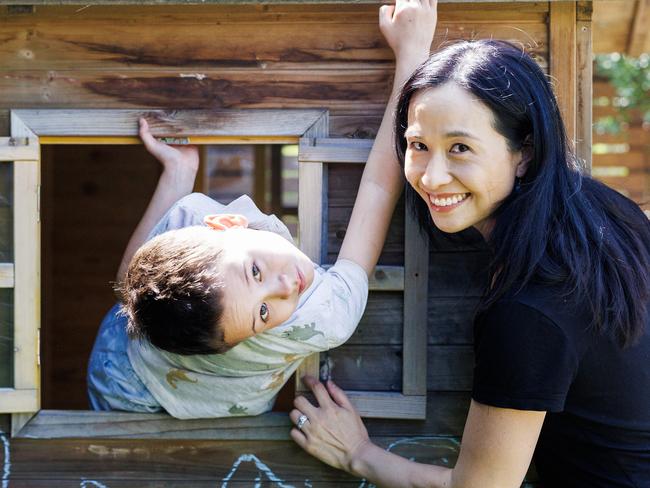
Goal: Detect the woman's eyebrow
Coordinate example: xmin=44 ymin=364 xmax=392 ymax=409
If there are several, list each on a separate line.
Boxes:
xmin=446 ymin=130 xmax=477 ymax=139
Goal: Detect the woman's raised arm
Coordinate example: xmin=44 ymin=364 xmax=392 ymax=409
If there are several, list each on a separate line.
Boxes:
xmin=337 ymin=0 xmax=437 ymax=275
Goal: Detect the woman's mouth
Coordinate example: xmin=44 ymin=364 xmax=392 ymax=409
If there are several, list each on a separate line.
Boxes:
xmin=428 ymin=192 xmax=470 ymax=212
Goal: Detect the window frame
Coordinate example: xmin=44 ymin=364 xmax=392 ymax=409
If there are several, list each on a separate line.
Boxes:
xmin=4 ymin=109 xmax=427 ymax=439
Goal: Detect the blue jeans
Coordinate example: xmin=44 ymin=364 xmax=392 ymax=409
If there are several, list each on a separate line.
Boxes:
xmin=87 ymin=303 xmax=162 ymax=413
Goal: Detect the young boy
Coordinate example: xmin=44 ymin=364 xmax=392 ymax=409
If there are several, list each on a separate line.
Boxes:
xmin=88 ymin=1 xmax=422 ymax=417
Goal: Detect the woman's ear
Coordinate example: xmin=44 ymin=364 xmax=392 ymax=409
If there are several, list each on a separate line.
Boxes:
xmin=516 ymin=135 xmax=533 ymax=178
xmin=204 ymin=214 xmax=249 ymax=231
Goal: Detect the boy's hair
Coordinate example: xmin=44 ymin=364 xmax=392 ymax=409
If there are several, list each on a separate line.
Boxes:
xmin=118 ymin=226 xmax=231 ymax=355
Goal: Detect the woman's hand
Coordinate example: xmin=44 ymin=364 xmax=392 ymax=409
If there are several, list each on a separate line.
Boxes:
xmin=290 ymin=376 xmax=373 ymax=474
xmin=379 ymin=0 xmax=437 ymax=66
xmin=139 ymin=118 xmax=199 ymax=180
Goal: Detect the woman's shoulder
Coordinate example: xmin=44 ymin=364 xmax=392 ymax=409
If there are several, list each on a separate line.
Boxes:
xmin=480 ymin=281 xmax=595 ymax=353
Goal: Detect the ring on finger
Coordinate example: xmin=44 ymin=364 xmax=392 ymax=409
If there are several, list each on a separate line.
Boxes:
xmin=296 ymin=414 xmax=310 ymax=431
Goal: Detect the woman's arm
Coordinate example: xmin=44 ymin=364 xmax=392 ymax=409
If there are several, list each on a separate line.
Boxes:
xmin=115 ymin=118 xmax=199 ymax=283
xmin=291 ymin=377 xmax=545 ymax=488
xmin=337 ymin=0 xmax=437 ymax=275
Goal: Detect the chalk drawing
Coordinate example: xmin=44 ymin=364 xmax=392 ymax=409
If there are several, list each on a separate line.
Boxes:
xmin=1 ymin=432 xmax=9 ymax=488
xmin=0 ymin=430 xmax=451 ymax=488
xmin=80 ymin=480 xmax=110 ymax=488
xmin=221 ymin=454 xmax=296 ymax=488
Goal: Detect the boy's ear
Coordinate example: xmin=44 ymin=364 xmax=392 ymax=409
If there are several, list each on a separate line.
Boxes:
xmin=204 ymin=214 xmax=249 ymax=231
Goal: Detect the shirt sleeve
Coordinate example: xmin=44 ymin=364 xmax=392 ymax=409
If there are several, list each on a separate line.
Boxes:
xmin=472 ymin=300 xmax=579 ymax=412
xmin=321 ymin=258 xmax=369 ymax=349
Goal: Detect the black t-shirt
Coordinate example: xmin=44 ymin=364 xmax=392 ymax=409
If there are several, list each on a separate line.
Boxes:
xmin=473 ymin=283 xmax=650 ymax=487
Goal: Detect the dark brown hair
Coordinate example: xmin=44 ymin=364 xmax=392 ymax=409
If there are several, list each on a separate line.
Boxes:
xmin=118 ymin=226 xmax=231 ymax=355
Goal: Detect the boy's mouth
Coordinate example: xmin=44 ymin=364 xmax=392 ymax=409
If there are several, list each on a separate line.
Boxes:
xmin=297 ymin=267 xmax=306 ymax=294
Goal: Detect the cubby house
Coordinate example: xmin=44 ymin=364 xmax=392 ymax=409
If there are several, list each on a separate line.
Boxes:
xmin=0 ymin=1 xmax=593 ymax=485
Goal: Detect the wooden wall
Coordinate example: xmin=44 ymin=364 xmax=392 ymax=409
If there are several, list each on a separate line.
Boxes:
xmin=0 ymin=2 xmax=584 ymax=486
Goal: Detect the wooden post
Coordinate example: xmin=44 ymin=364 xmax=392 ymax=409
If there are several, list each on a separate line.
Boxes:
xmin=550 ymin=1 xmax=578 ymax=147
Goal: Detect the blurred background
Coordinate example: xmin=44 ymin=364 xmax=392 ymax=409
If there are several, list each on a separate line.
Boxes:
xmin=592 ymin=0 xmax=649 ymax=215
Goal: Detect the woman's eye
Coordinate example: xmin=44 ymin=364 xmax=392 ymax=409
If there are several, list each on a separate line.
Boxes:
xmin=410 ymin=141 xmax=428 ymax=152
xmin=260 ymin=303 xmax=269 ymax=323
xmin=252 ymin=263 xmax=262 ymax=281
xmin=450 ymin=143 xmax=470 ymax=153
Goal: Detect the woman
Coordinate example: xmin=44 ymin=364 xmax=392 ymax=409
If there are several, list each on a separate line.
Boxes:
xmin=289 ymin=1 xmax=650 ymax=487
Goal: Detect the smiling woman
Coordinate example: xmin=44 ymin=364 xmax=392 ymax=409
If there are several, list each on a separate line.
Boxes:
xmin=403 ymin=82 xmax=529 ymax=237
xmin=291 ymin=2 xmax=650 ymax=487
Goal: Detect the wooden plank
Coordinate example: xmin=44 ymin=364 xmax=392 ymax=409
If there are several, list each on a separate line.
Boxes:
xmin=628 ymin=0 xmax=650 ymax=56
xmin=13 ymin=109 xmax=326 ymax=137
xmin=576 ymin=15 xmax=592 ymax=172
xmin=0 ymin=9 xmax=548 ymax=71
xmin=550 ymin=1 xmax=577 ymax=144
xmin=295 ymin=112 xmax=328 ymax=392
xmin=323 ymin=264 xmax=404 ymax=291
xmin=403 ymin=201 xmax=429 ymax=396
xmin=18 ymin=410 xmax=295 ymax=440
xmin=0 ymin=388 xmax=38 ymax=413
xmin=0 ymin=138 xmax=40 ymax=162
xmin=346 ymin=391 xmax=426 ymax=419
xmin=0 ymin=263 xmax=14 ymax=288
xmin=328 ymin=345 xmax=475 ymax=392
xmin=10 ymin=112 xmax=40 ymax=435
xmin=592 ymin=0 xmax=637 ymax=54
xmin=18 ymin=392 xmax=472 ymax=439
xmin=299 ymin=137 xmax=373 ymax=164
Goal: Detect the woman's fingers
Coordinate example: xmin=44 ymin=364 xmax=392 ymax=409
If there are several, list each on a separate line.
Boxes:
xmin=326 ymin=380 xmax=355 ymax=410
xmin=290 ymin=427 xmax=308 ymax=449
xmin=294 ymin=394 xmax=319 ymax=418
xmin=302 ymin=375 xmax=334 ymax=408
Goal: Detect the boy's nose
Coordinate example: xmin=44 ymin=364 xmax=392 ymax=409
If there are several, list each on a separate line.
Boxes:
xmin=274 ymin=273 xmax=296 ymax=299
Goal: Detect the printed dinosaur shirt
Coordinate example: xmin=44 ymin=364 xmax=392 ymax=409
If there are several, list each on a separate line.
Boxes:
xmin=127 ymin=193 xmax=369 ymax=419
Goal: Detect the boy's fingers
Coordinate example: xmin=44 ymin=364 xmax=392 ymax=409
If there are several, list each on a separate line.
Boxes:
xmin=326 ymin=379 xmax=355 ymax=410
xmin=379 ymin=4 xmax=394 ymax=24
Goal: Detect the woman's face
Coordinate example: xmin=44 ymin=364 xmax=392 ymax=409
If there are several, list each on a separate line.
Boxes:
xmin=404 ymin=82 xmax=528 ymax=238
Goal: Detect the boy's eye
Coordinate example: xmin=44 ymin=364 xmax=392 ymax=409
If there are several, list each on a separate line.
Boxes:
xmin=260 ymin=303 xmax=269 ymax=323
xmin=450 ymin=143 xmax=470 ymax=153
xmin=409 ymin=141 xmax=428 ymax=152
xmin=252 ymin=263 xmax=262 ymax=281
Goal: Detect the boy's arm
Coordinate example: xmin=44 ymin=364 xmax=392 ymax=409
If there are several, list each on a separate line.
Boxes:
xmin=337 ymin=0 xmax=437 ymax=276
xmin=116 ymin=118 xmax=200 ymax=283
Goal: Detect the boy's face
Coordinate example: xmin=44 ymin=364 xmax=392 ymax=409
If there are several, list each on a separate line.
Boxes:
xmin=211 ymin=227 xmax=315 ymax=345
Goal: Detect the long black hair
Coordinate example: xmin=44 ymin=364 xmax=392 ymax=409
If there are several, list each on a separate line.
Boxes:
xmin=395 ymin=40 xmax=650 ymax=347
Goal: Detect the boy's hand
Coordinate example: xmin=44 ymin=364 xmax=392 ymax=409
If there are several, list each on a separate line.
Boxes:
xmin=139 ymin=118 xmax=199 ymax=178
xmin=379 ymin=0 xmax=437 ymax=65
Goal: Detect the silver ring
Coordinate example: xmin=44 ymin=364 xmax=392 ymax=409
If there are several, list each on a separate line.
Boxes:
xmin=296 ymin=414 xmax=309 ymax=430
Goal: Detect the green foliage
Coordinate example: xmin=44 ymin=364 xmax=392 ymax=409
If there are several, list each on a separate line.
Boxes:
xmin=594 ymin=53 xmax=650 ymax=134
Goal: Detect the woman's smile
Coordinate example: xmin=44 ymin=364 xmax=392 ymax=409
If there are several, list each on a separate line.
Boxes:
xmin=427 ymin=192 xmax=471 ymax=212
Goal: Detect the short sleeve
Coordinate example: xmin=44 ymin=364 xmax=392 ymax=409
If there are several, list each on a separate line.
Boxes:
xmin=321 ymin=258 xmax=369 ymax=348
xmin=472 ymin=301 xmax=579 ymax=412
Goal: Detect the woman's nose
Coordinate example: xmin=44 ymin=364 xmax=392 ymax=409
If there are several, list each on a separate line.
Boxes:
xmin=421 ymin=154 xmax=453 ymax=189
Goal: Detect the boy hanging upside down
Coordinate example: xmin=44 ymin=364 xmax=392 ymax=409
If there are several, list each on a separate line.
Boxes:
xmin=88 ymin=80 xmax=405 ymax=418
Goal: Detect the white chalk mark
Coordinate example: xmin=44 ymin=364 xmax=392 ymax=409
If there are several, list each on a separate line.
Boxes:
xmin=1 ymin=432 xmax=10 ymax=488
xmin=221 ymin=454 xmax=295 ymax=488
xmin=180 ymin=73 xmax=207 ymax=80
xmin=80 ymin=480 xmax=110 ymax=488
